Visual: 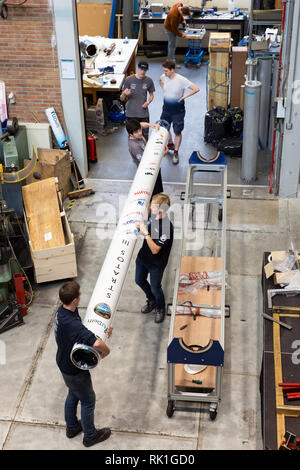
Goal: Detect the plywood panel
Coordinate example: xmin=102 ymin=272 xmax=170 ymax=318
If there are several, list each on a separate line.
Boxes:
xmin=175 ymin=363 xmax=216 ymax=389
xmin=77 ymin=3 xmax=112 ymax=37
xmin=22 ymin=177 xmax=65 ymax=251
xmin=173 ymin=314 xmax=221 ymax=347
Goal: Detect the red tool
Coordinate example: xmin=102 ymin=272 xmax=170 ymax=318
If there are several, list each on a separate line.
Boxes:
xmin=279 ymin=431 xmax=300 ymax=450
xmin=13 ymin=273 xmax=29 ymax=317
xmin=279 ymin=383 xmax=300 ymax=391
xmin=88 ymin=135 xmax=97 ymax=163
xmin=286 ymin=393 xmax=300 ymax=401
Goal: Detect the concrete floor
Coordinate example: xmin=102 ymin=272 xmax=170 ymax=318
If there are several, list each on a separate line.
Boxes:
xmin=1 ymin=57 xmax=298 ymax=451
xmin=1 ymin=178 xmax=300 ymax=450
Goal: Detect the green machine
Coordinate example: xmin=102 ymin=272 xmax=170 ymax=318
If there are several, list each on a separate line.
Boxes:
xmin=2 ymin=135 xmax=19 ymax=169
xmin=0 ymin=119 xmax=29 ymax=216
xmin=0 ymin=119 xmax=37 ymax=333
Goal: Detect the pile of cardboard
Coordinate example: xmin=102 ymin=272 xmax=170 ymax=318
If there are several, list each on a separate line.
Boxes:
xmin=264 ymin=251 xmax=300 ymax=289
xmin=25 ymin=148 xmax=72 ymax=201
xmin=230 ymin=47 xmax=248 ymax=109
xmin=84 ymin=97 xmax=107 ymax=133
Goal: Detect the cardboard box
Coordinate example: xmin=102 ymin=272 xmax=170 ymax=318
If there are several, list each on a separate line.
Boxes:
xmin=264 ymin=251 xmax=300 ymax=280
xmin=274 ymin=271 xmax=296 ymax=286
xmin=251 ymin=39 xmax=270 ymax=50
xmin=230 ymin=47 xmax=248 ymax=108
xmin=25 ymin=148 xmax=72 ymax=201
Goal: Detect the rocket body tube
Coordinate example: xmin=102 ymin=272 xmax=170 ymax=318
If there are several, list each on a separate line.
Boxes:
xmin=70 ymin=122 xmax=170 ymax=370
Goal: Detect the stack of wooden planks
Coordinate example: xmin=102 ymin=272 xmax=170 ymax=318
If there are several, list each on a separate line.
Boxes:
xmin=208 ymin=32 xmax=231 ymax=110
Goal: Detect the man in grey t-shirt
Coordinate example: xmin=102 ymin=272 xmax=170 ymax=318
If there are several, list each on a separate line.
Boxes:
xmin=120 ymin=61 xmax=155 ymax=140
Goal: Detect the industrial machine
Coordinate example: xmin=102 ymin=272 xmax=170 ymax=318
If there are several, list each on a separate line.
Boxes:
xmin=190 ymin=0 xmax=213 ymax=18
xmin=0 ymin=119 xmax=37 ymax=334
xmin=0 ymin=196 xmax=28 ymax=334
xmin=0 ymin=117 xmax=20 ymax=170
xmin=140 ymin=0 xmax=151 ymax=17
xmin=184 ymin=27 xmax=206 ymax=68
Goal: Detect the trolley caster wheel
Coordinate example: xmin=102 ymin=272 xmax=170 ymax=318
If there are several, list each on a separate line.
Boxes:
xmin=218 ymin=208 xmax=223 ymax=222
xmin=166 ymin=400 xmax=175 ymax=418
xmin=209 ymin=409 xmax=217 ymax=421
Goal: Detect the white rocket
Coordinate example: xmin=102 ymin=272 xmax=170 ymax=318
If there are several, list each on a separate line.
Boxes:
xmin=71 ymin=121 xmax=170 ymax=370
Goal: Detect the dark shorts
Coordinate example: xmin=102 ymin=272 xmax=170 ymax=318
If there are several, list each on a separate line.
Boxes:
xmin=160 ymin=103 xmax=185 ymax=135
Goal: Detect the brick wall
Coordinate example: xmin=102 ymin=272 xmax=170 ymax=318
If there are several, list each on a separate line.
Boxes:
xmin=0 ymin=0 xmax=64 ymax=124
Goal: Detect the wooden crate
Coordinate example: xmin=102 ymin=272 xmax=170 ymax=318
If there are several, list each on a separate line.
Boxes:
xmin=25 ymin=148 xmax=72 ymax=201
xmin=209 ymin=32 xmax=231 ymax=52
xmin=208 ymin=51 xmax=230 ymax=110
xmin=22 ymin=177 xmax=77 ymax=283
xmin=208 ymin=32 xmax=231 ymax=110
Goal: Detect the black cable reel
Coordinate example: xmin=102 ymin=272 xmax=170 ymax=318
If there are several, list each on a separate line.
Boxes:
xmin=0 ymin=1 xmax=8 ymax=19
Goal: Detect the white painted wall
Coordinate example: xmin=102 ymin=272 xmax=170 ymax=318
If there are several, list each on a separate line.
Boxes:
xmin=52 ymin=0 xmax=88 ymax=178
xmin=147 ymin=0 xmax=251 ymax=11
xmin=76 ymin=0 xmax=251 ymax=11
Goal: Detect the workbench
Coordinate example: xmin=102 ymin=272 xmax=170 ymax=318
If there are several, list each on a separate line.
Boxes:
xmin=261 ymin=252 xmax=300 ymax=450
xmin=82 ymin=38 xmax=138 ymax=104
xmin=139 ymin=11 xmax=246 ymax=47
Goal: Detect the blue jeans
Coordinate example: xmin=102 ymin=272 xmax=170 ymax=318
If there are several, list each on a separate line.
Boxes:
xmin=135 ymin=257 xmax=165 ymax=309
xmin=165 ymin=29 xmax=177 ymax=62
xmin=62 ymin=370 xmax=97 ymax=440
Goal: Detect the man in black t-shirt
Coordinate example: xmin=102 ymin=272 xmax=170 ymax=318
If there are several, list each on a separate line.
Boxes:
xmin=120 ymin=61 xmax=155 ymax=140
xmin=135 ymin=193 xmax=173 ymax=323
xmin=54 ymin=281 xmax=113 ymax=447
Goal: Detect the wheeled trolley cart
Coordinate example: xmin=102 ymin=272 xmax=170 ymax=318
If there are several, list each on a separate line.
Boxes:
xmin=167 ymin=151 xmax=227 ymax=421
xmin=184 ymin=27 xmax=206 ymax=68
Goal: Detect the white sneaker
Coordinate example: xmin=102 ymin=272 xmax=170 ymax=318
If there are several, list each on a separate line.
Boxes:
xmin=172 ymin=153 xmax=179 ymax=164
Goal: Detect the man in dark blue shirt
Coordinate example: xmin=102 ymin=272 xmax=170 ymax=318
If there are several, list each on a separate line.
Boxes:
xmin=135 ymin=193 xmax=173 ymax=324
xmin=54 ymin=281 xmax=113 ymax=447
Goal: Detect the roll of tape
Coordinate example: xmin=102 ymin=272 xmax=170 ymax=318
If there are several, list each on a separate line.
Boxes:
xmin=7 ymin=117 xmax=19 ymax=136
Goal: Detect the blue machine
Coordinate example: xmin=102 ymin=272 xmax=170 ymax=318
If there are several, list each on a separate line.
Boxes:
xmin=184 ymin=27 xmax=206 ymax=68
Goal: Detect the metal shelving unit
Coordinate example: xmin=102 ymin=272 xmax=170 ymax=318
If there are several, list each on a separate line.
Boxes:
xmin=166 ymin=151 xmax=227 ymax=421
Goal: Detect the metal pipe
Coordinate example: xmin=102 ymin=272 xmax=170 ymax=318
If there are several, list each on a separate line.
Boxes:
xmin=122 ymin=0 xmax=133 ymax=38
xmin=248 ymin=0 xmax=254 ymax=57
xmin=269 ymin=0 xmax=288 ymax=193
xmin=70 ymin=121 xmax=170 ymax=370
xmin=257 ymin=57 xmax=272 ymax=149
xmin=241 ymin=80 xmax=261 ymax=182
xmin=246 ymin=58 xmax=258 ymax=81
xmin=79 ymin=39 xmax=98 ymax=58
xmin=268 ymin=57 xmax=279 ymax=151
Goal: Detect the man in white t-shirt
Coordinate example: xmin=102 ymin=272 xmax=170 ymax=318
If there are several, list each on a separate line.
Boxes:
xmin=159 ymin=59 xmax=199 ymax=164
